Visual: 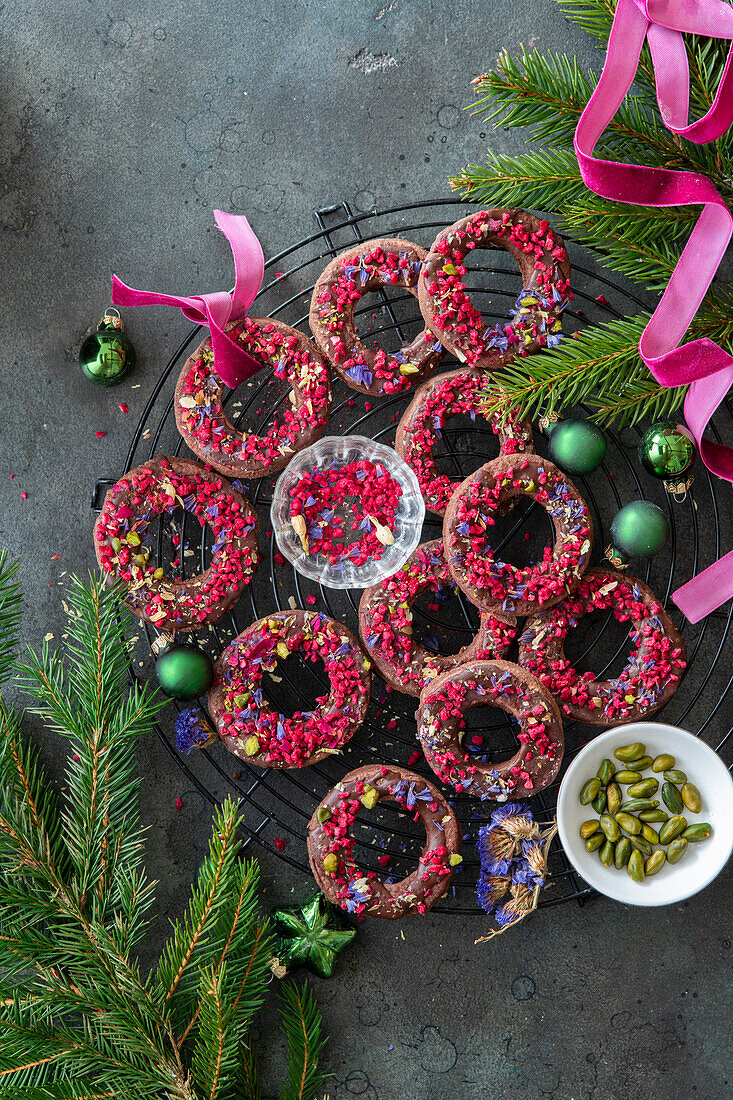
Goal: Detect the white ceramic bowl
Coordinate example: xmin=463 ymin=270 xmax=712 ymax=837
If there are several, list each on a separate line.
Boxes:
xmin=557 ymin=722 xmax=733 ymax=906
xmin=270 ymin=435 xmax=425 ymax=589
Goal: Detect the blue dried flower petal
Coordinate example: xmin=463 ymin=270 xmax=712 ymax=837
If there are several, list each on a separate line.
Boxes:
xmin=175 ymin=708 xmax=212 ymax=754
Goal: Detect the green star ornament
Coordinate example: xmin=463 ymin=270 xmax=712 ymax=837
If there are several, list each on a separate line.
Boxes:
xmin=272 ymin=892 xmax=357 ymax=978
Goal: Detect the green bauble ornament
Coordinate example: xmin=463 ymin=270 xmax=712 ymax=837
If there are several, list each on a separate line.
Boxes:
xmin=273 ymin=893 xmax=356 ymax=979
xmin=156 ymin=643 xmax=214 ymax=700
xmin=638 ymin=421 xmax=696 ymax=498
xmin=547 ymin=418 xmax=607 ymax=475
xmin=80 ymin=311 xmax=136 ymax=385
xmin=610 ymin=500 xmax=670 ymax=558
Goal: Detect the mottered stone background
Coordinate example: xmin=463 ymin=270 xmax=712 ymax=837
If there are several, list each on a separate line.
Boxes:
xmin=1 ymin=2 xmax=731 ymax=1098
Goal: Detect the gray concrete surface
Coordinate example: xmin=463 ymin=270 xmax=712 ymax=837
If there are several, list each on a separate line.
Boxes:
xmin=1 ymin=2 xmax=731 ymax=1098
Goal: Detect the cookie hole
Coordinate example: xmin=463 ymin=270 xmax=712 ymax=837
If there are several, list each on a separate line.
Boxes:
xmin=410 ymin=584 xmax=480 ymax=656
xmin=474 ymin=502 xmax=556 ymax=571
xmin=352 ymin=284 xmax=432 ymax=356
xmin=260 ymin=652 xmax=329 ymax=719
xmin=223 ymin=355 xmax=311 ymax=441
xmin=350 ymin=796 xmax=431 ymax=882
xmin=563 ymin=608 xmax=635 ymax=682
xmin=458 ymin=703 xmax=521 ymax=765
xmin=461 ymin=252 xmax=523 ymax=324
xmin=432 ymin=411 xmax=504 ymax=482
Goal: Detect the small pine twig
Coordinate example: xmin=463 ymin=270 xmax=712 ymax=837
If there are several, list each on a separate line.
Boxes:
xmin=278 ymin=981 xmax=329 ymax=1100
xmin=0 ymin=553 xmax=22 ymax=687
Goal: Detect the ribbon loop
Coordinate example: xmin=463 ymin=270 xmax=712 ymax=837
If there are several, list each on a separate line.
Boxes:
xmin=111 ymin=210 xmax=265 ymax=389
xmin=574 ymin=0 xmax=733 ymax=621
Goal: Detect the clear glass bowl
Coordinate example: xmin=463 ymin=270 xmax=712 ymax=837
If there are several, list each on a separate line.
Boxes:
xmin=270 ymin=435 xmax=426 ymax=589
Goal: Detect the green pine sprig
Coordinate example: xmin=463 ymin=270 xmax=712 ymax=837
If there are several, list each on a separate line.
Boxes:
xmin=0 ymin=567 xmax=330 ymax=1100
xmin=450 ymin=4 xmax=733 ymax=426
xmin=278 ymin=982 xmax=329 ymax=1100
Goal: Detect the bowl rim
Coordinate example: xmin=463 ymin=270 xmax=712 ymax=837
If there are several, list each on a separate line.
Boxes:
xmin=556 ymin=721 xmax=733 ymax=907
xmin=269 ymin=434 xmax=426 ymax=589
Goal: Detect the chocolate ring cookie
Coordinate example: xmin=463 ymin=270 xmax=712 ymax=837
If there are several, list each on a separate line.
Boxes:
xmin=518 ymin=566 xmax=687 ymax=726
xmin=309 ymin=238 xmax=445 ymax=396
xmin=416 ymin=659 xmax=564 ymax=800
xmin=94 ymin=456 xmax=258 ymax=631
xmin=358 ymin=539 xmax=517 ymax=697
xmin=207 ymin=610 xmax=371 ymax=768
xmin=307 ymin=764 xmax=462 ymax=919
xmin=443 ymin=453 xmax=592 ymax=616
xmin=174 ymin=317 xmax=332 ymax=479
xmin=395 ymin=367 xmax=534 ymax=515
xmin=418 ymin=209 xmax=572 ymax=369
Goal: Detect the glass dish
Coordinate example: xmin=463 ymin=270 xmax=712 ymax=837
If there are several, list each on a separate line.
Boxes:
xmin=270 ymin=435 xmax=425 ymax=589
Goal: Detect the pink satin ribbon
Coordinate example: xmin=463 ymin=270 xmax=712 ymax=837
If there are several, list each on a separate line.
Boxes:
xmin=111 ymin=210 xmax=265 ymax=389
xmin=575 ymin=0 xmax=733 ymax=622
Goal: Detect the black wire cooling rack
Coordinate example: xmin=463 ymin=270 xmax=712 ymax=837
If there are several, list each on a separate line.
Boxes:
xmin=92 ymin=198 xmax=733 ymax=914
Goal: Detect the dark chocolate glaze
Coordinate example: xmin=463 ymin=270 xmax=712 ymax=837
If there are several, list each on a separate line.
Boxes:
xmin=518 ymin=566 xmax=688 ymax=726
xmin=308 ymin=764 xmax=462 ymax=919
xmin=443 ymin=453 xmax=593 ymax=616
xmin=174 ymin=317 xmax=332 ymax=479
xmin=208 ymin=609 xmax=371 ymax=769
xmin=94 ymin=455 xmax=258 ymax=632
xmin=309 ymin=237 xmax=445 ymax=396
xmin=418 ymin=208 xmax=572 ymax=371
xmin=416 ymin=659 xmax=565 ymax=800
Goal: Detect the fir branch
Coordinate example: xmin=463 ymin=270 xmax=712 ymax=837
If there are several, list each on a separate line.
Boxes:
xmin=154 ymin=807 xmax=273 ymax=1054
xmin=468 ymin=48 xmax=678 ymax=161
xmin=0 ymin=552 xmax=22 ymax=686
xmin=19 ymin=577 xmax=165 ymax=927
xmin=452 ymin=149 xmax=587 ymax=211
xmin=0 ymin=566 xmax=328 ymax=1097
xmin=278 ymin=982 xmax=329 ymax=1100
xmin=481 ymin=316 xmax=688 ymax=428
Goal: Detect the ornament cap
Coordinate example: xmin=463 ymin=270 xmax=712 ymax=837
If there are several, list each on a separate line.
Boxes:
xmin=98 ymin=308 xmax=125 ymax=332
xmin=150 ymin=631 xmax=176 ymax=658
xmin=664 ymin=473 xmax=695 ymax=500
xmin=539 ymin=410 xmax=561 ymax=435
xmin=604 ymin=544 xmax=630 ymax=570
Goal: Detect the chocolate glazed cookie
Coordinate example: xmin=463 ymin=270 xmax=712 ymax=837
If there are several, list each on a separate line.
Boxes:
xmin=93 ymin=455 xmax=258 ymax=632
xmin=174 ymin=316 xmax=332 ymax=479
xmin=309 ymin=238 xmax=445 ymax=396
xmin=418 ymin=208 xmax=572 ymax=370
xmin=207 ymin=609 xmax=371 ymax=768
xmin=358 ymin=538 xmax=517 ymax=697
xmin=416 ymin=659 xmax=565 ymax=800
xmin=308 ymin=764 xmax=462 ymax=919
xmin=443 ymin=453 xmax=593 ymax=616
xmin=518 ymin=566 xmax=687 ymax=726
xmin=395 ymin=367 xmax=534 ymax=515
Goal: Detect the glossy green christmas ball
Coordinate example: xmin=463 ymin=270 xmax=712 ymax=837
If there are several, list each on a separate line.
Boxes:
xmin=80 ymin=314 xmax=136 ymax=385
xmin=548 ymin=418 xmax=607 ymax=475
xmin=156 ymin=644 xmax=214 ymax=700
xmin=610 ymin=500 xmax=670 ymax=558
xmin=638 ymin=421 xmax=696 ymax=480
